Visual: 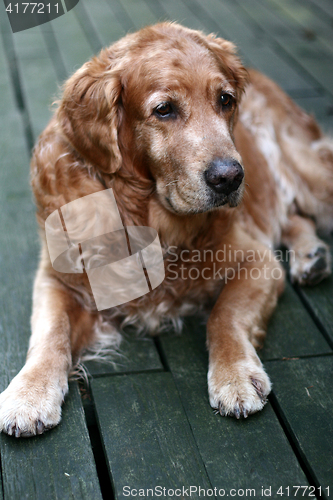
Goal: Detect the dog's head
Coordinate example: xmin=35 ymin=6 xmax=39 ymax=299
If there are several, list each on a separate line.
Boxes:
xmin=58 ymin=22 xmax=248 ymax=215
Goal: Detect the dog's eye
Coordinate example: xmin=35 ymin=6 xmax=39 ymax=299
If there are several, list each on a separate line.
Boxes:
xmin=220 ymin=93 xmax=233 ymax=108
xmin=154 ymin=102 xmax=174 ymax=118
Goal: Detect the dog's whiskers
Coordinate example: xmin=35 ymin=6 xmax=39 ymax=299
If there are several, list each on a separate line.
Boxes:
xmin=164 ymin=179 xmax=179 ymax=188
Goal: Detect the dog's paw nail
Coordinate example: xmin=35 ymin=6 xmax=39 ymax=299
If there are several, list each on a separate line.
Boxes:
xmin=6 ymin=424 xmax=13 ymax=436
xmin=37 ymin=420 xmax=44 ymax=434
xmin=243 ymin=408 xmax=249 ymax=418
xmin=234 ymin=407 xmax=241 ymax=419
xmin=251 ymin=377 xmax=264 ymax=399
xmin=218 ymin=402 xmax=226 ymax=416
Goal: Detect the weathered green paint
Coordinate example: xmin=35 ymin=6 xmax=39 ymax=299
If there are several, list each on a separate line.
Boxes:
xmin=261 ymin=281 xmax=332 ymax=360
xmin=267 ymin=357 xmax=333 ymax=496
xmin=0 ymin=12 xmax=102 ymax=498
xmin=84 ymin=331 xmax=163 ymax=377
xmin=92 ymin=373 xmax=213 ymax=499
xmin=159 ymin=323 xmax=310 ymax=492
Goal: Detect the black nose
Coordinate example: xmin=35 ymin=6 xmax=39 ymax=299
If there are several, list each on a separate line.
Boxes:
xmin=205 ymin=159 xmax=244 ymax=195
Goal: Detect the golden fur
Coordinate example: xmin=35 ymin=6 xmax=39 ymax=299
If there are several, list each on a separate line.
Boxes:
xmin=1 ymin=22 xmax=333 ymax=436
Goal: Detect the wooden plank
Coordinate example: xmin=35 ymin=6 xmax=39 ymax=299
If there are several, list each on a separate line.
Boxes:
xmin=84 ymin=332 xmax=163 ymax=377
xmin=10 ymin=24 xmax=58 ymax=139
xmin=104 ymin=0 xmax=136 ymax=32
xmin=1 ymin=383 xmax=103 ymax=500
xmin=118 ymin=0 xmax=156 ymax=30
xmin=71 ymin=0 xmax=103 ymax=53
xmin=145 ymin=0 xmax=210 ymax=35
xmin=267 ymin=356 xmax=333 ymax=496
xmin=228 ymin=0 xmax=333 ymax=99
xmin=261 ymin=281 xmax=332 ymax=361
xmin=0 ymin=13 xmax=102 ymax=499
xmin=41 ymin=9 xmax=94 ymax=78
xmin=157 ymin=312 xmax=321 ymax=492
xmin=81 ymin=0 xmax=160 ymax=48
xmin=0 ymin=181 xmax=39 ymax=389
xmin=0 ymin=176 xmax=103 ymax=496
xmin=265 ymin=0 xmax=333 ymax=56
xmin=0 ymin=12 xmax=39 ymax=389
xmin=49 ymin=0 xmax=157 ymax=84
xmin=306 ymin=0 xmax=333 ymax=20
xmin=295 ymin=235 xmax=333 ymax=347
xmin=155 ymin=323 xmax=310 ymax=492
xmin=39 ymin=22 xmax=68 ymax=83
xmin=79 ymin=0 xmax=125 ymax=47
xmin=159 ymin=316 xmax=208 ymax=374
xmin=169 ymin=369 xmax=310 ymax=493
xmin=179 ymin=0 xmax=318 ymax=95
xmin=0 ymin=0 xmax=60 ymax=139
xmin=91 ymin=373 xmax=212 ymax=499
xmin=141 ymin=0 xmax=170 ymax=23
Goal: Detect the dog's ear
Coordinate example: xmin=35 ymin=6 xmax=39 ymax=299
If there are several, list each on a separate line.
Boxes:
xmin=205 ymin=35 xmax=248 ymax=97
xmin=57 ymin=49 xmax=122 ymax=174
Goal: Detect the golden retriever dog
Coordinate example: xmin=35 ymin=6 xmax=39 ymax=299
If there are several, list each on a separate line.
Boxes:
xmin=1 ymin=22 xmax=332 ymax=437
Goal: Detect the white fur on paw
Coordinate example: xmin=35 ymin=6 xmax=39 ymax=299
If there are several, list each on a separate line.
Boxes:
xmin=290 ymin=245 xmax=331 ymax=286
xmin=0 ymin=371 xmax=68 ymax=437
xmin=208 ymin=359 xmax=271 ymax=418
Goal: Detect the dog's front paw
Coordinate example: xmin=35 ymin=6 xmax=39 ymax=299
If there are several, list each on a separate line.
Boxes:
xmin=0 ymin=369 xmax=68 ymax=437
xmin=208 ymin=359 xmax=271 ymax=418
xmin=290 ymin=244 xmax=331 ymax=286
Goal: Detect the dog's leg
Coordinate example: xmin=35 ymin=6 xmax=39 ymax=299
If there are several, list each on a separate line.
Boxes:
xmin=282 ymin=214 xmax=331 ymax=286
xmin=207 ymin=244 xmax=284 ymax=418
xmin=0 ymin=261 xmax=94 ymax=437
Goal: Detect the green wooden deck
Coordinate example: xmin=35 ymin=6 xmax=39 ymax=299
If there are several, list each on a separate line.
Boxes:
xmin=0 ymin=0 xmax=333 ymax=498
